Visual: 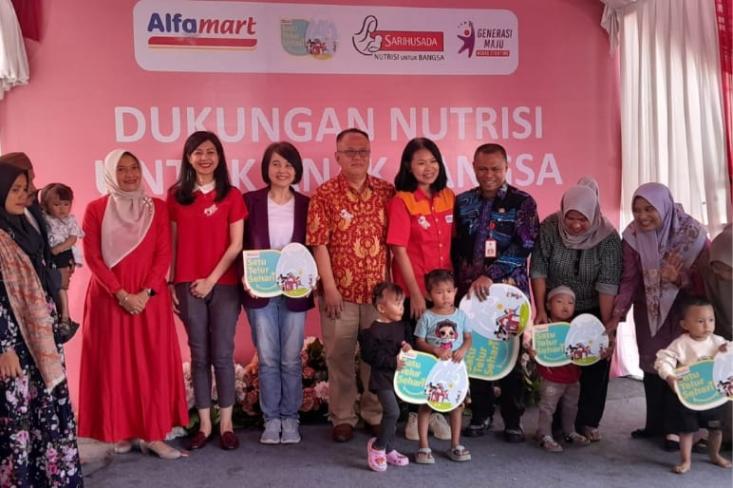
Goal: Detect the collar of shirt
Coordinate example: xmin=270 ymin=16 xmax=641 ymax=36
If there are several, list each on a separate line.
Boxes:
xmin=475 ymin=182 xmax=508 ymax=202
xmin=194 ymin=181 xmax=216 ymax=194
xmin=336 ymin=173 xmax=373 ymax=199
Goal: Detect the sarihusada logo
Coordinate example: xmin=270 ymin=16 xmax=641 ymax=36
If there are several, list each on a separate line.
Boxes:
xmin=146 ymin=12 xmax=258 ymax=49
xmin=352 ymin=15 xmax=444 ymax=56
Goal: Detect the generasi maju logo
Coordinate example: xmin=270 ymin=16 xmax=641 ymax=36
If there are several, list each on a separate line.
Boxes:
xmin=147 ymin=12 xmax=257 ymax=49
xmin=352 ymin=15 xmax=444 ymax=62
xmin=457 ymin=20 xmax=512 ymax=58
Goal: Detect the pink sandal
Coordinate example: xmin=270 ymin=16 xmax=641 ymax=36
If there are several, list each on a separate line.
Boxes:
xmin=386 ymin=449 xmax=409 ymax=466
xmin=367 ymin=438 xmax=387 ymax=472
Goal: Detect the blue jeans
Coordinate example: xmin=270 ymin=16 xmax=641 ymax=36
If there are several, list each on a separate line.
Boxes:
xmin=246 ymin=297 xmax=305 ymax=421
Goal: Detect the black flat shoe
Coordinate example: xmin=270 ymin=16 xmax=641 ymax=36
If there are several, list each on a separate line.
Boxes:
xmin=663 ymin=439 xmax=680 ymax=451
xmin=631 ymin=428 xmax=654 ymax=439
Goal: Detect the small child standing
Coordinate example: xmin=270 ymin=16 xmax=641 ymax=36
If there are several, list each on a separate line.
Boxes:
xmin=414 ymin=269 xmax=472 ymax=464
xmin=528 ymin=285 xmax=590 ymax=452
xmin=40 ymin=183 xmax=84 ymax=326
xmin=358 ymin=282 xmax=412 ymax=472
xmin=654 ymin=297 xmax=732 ymax=474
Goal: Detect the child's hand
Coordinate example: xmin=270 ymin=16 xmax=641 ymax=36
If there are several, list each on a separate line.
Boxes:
xmin=452 ymin=347 xmax=467 ymax=363
xmin=400 ymin=341 xmax=412 ymax=353
xmin=720 ymin=343 xmax=729 ymax=353
xmin=665 ymin=375 xmax=677 ymax=390
xmin=396 ymin=355 xmax=406 ymax=370
xmin=436 ymin=346 xmax=451 ymax=361
xmin=526 ymin=346 xmax=537 ymax=360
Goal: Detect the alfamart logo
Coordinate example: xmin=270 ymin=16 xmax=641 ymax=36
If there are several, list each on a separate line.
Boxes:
xmin=146 ymin=12 xmax=257 ymax=48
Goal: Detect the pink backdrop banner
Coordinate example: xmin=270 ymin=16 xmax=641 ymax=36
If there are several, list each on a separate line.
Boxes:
xmin=0 ymin=0 xmax=620 ymax=405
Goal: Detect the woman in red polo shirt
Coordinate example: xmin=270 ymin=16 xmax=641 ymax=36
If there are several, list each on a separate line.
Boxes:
xmin=387 ymin=137 xmax=455 ymax=440
xmin=167 ymin=131 xmax=247 ymax=451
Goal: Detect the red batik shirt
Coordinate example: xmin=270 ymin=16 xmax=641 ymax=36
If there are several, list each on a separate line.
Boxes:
xmin=387 ymin=188 xmax=455 ymax=296
xmin=307 ymin=174 xmax=395 ymax=304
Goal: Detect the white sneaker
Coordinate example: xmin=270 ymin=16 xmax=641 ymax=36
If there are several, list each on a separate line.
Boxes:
xmin=429 ymin=413 xmax=451 ymax=440
xmin=404 ymin=412 xmax=419 ymax=441
xmin=260 ymin=419 xmax=281 ymax=444
xmin=281 ymin=418 xmax=301 ymax=444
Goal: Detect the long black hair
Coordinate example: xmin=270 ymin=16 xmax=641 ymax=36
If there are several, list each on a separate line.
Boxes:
xmin=173 ymin=131 xmax=232 ymax=204
xmin=393 ymin=137 xmax=448 ymax=193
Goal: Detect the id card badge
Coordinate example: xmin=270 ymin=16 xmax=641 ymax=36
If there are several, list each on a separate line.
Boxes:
xmin=485 ymin=239 xmax=497 ymax=258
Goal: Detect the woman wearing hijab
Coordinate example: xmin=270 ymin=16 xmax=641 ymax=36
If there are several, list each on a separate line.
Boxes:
xmin=704 ymin=224 xmax=732 ymax=340
xmin=0 ymin=163 xmax=82 ymax=486
xmin=78 ymin=150 xmax=188 ymax=459
xmin=608 ymin=182 xmax=708 ymax=449
xmin=531 ymin=177 xmax=622 ymax=442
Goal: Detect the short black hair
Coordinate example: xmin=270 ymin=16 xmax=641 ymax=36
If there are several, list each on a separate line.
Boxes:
xmin=372 ymin=281 xmax=404 ymax=307
xmin=336 ymin=128 xmax=370 ymax=143
xmin=681 ymin=297 xmax=714 ymax=317
xmin=393 ymin=137 xmax=448 ymax=193
xmin=424 ymin=269 xmax=454 ymax=292
xmin=260 ymin=141 xmax=304 ymax=185
xmin=473 ymin=143 xmax=507 ymax=162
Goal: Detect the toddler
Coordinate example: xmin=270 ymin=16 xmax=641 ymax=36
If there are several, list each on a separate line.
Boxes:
xmin=528 ymin=285 xmax=590 ymax=452
xmin=358 ymin=282 xmax=412 ymax=472
xmin=655 ymin=297 xmax=732 ymax=474
xmin=40 ymin=183 xmax=84 ymax=326
xmin=414 ymin=269 xmax=472 ymax=464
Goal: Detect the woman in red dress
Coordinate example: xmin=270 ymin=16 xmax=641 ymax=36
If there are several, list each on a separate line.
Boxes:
xmin=78 ymin=149 xmax=188 ymax=459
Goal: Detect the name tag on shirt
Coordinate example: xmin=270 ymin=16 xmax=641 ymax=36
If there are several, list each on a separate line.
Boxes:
xmin=485 ymin=239 xmax=497 ymax=258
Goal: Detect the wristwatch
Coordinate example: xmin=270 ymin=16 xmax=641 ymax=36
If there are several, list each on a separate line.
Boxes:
xmin=145 ymin=288 xmax=156 ymax=297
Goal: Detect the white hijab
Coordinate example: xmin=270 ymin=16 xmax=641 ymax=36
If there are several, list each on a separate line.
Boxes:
xmin=101 ymin=149 xmax=154 ymax=268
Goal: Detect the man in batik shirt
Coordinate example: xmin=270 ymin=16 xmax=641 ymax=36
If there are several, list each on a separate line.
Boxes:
xmin=452 ymin=143 xmax=539 ymax=443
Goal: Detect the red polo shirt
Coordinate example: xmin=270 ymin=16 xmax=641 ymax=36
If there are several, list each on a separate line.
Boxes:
xmin=167 ymin=187 xmax=247 ymax=285
xmin=387 ymin=188 xmax=455 ymax=296
xmin=537 ymin=364 xmax=581 ymax=384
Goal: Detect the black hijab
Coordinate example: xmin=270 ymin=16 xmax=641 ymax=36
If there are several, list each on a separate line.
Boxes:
xmin=0 ymin=163 xmax=53 ymax=293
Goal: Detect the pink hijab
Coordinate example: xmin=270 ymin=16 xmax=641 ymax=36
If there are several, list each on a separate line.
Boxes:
xmin=101 ymin=149 xmax=154 ymax=268
xmin=622 ymin=183 xmax=707 ymax=337
xmin=557 ymin=177 xmax=616 ymax=250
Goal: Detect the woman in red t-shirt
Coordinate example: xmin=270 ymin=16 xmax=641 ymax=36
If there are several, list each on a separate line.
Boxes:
xmin=167 ymin=131 xmax=247 ymax=451
xmin=387 ymin=137 xmax=455 ymax=441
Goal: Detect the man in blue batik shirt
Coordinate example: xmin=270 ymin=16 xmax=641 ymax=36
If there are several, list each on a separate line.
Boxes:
xmin=452 ymin=143 xmax=539 ymax=443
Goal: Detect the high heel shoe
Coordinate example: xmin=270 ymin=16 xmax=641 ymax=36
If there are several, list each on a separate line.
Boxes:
xmin=139 ymin=440 xmax=182 ymax=460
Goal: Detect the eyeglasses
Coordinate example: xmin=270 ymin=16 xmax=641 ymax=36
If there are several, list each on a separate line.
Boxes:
xmin=337 ymin=149 xmax=371 ymax=159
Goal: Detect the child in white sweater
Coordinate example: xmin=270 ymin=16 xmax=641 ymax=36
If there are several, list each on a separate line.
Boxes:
xmin=654 ymin=297 xmax=732 ymax=474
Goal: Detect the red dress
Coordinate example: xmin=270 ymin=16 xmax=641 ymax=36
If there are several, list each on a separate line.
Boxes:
xmin=78 ymin=196 xmax=188 ymax=442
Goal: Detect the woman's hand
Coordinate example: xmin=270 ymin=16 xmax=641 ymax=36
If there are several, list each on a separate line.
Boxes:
xmin=169 ymin=284 xmax=180 ymax=315
xmin=534 ymin=309 xmax=548 ymax=325
xmin=241 ymin=279 xmax=256 ymax=299
xmin=0 ymin=350 xmax=22 ymax=379
xmin=126 ymin=291 xmax=150 ymax=315
xmin=660 ymin=252 xmax=683 ymax=285
xmin=190 ymin=278 xmax=214 ymax=299
xmin=410 ymin=293 xmax=426 ymax=320
xmin=468 ymin=276 xmax=493 ymax=301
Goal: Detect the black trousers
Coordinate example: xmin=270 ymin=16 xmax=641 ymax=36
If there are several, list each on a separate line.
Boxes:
xmin=469 ymin=365 xmax=525 ymax=431
xmin=642 ymin=372 xmax=675 ymax=435
xmin=575 ymin=358 xmax=611 ymax=430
